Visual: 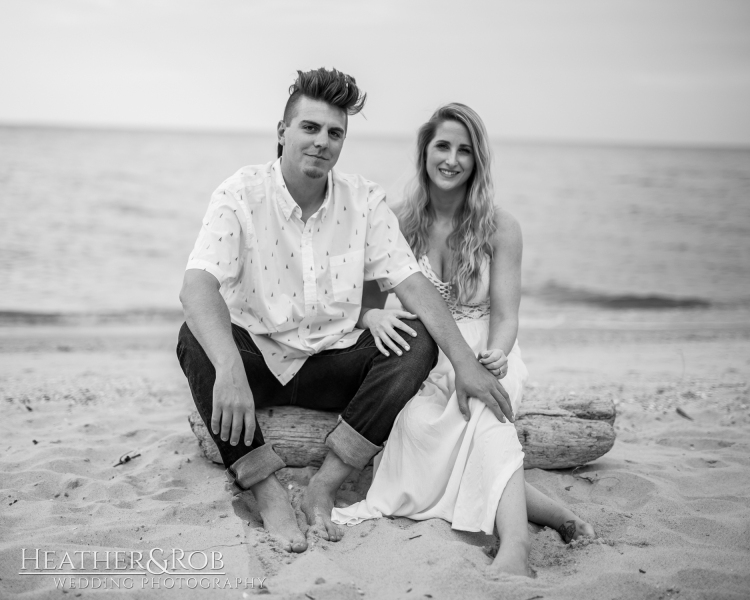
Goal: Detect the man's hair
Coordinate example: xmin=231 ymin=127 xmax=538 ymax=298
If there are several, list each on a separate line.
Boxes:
xmin=278 ymin=68 xmax=367 ymax=157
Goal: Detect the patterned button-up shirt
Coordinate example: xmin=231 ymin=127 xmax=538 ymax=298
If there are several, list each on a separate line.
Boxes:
xmin=186 ymin=159 xmax=420 ymax=384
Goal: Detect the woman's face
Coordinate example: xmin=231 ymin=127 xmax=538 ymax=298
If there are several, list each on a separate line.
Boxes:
xmin=425 ymin=120 xmax=475 ymax=195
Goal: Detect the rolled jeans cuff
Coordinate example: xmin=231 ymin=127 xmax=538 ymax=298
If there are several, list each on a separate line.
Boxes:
xmin=325 ymin=416 xmax=381 ymax=470
xmin=225 ymin=444 xmax=286 ymax=495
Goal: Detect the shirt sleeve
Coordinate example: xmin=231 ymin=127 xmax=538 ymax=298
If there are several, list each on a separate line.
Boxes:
xmin=363 ymin=187 xmax=420 ymax=291
xmin=186 ymin=188 xmax=244 ymax=286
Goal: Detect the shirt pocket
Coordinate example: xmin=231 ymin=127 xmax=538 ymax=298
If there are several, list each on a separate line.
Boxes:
xmin=329 ymin=249 xmax=365 ymax=304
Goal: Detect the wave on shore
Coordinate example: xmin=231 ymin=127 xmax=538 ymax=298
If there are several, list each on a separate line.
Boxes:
xmin=531 ymin=282 xmax=713 ymax=309
xmin=3 ymin=284 xmax=745 ymax=328
xmin=0 ymin=308 xmax=184 ymax=326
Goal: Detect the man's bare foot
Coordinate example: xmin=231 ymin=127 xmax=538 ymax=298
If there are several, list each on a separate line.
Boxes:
xmin=301 ymin=472 xmax=344 ymax=542
xmin=489 ymin=539 xmax=532 ymax=578
xmin=248 ymin=475 xmax=307 ymax=553
xmin=556 ymin=518 xmax=595 ymax=544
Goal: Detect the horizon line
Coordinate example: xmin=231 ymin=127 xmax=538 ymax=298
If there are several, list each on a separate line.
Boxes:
xmin=2 ymin=120 xmax=749 ymax=153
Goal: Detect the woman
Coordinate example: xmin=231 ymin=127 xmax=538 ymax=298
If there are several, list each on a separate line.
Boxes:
xmin=332 ymin=104 xmax=594 ymax=576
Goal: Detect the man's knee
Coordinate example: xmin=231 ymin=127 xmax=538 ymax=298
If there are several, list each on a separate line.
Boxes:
xmin=176 ymin=322 xmax=210 ymax=372
xmin=176 ymin=322 xmax=193 ymax=355
xmin=177 ymin=321 xmax=192 ymax=345
xmin=402 ymin=319 xmax=438 ymax=369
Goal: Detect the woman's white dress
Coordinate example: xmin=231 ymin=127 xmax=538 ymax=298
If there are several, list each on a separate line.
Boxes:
xmin=332 ymin=255 xmax=529 ymax=535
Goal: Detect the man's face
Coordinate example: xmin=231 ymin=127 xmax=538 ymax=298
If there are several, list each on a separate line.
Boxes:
xmin=277 ymin=96 xmax=347 ymax=180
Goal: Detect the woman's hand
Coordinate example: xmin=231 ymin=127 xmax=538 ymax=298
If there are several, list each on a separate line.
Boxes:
xmin=479 ymin=348 xmax=508 ymax=379
xmin=362 ymin=308 xmax=418 ymax=357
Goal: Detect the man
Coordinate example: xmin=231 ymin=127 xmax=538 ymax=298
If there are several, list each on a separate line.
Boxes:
xmin=177 ymin=68 xmax=513 ymax=553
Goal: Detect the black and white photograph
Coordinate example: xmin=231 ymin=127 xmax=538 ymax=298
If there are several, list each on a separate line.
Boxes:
xmin=1 ymin=1 xmax=749 ymax=598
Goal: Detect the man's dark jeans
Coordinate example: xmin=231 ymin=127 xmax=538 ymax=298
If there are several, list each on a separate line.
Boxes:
xmin=176 ymin=321 xmax=438 ymax=491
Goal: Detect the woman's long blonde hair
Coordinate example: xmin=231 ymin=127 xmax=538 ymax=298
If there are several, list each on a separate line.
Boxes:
xmin=398 ymin=103 xmax=497 ymax=304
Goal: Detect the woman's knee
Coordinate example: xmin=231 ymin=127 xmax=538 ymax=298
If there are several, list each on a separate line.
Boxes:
xmin=399 ymin=401 xmax=440 ymax=438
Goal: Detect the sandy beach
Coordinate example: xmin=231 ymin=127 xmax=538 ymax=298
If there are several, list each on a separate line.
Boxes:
xmin=1 ymin=304 xmax=749 ymax=600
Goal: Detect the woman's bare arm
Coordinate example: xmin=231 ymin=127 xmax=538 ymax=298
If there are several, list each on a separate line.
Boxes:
xmin=486 ymin=209 xmax=523 ymax=356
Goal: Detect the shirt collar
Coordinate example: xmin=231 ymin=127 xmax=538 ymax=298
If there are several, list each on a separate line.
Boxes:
xmin=272 ymin=158 xmax=334 ymax=221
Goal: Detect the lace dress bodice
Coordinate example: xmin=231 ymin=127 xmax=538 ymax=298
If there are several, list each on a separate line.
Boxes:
xmin=419 ymin=255 xmax=491 ymax=322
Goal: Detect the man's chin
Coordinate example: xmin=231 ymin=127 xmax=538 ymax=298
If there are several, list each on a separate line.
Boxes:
xmin=302 ymin=166 xmax=327 ymax=179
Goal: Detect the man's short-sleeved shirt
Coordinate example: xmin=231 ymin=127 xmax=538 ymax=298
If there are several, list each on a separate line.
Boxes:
xmin=186 ymin=159 xmax=420 ymax=384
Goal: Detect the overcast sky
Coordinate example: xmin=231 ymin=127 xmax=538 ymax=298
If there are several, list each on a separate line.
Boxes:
xmin=2 ymin=0 xmax=749 ymax=146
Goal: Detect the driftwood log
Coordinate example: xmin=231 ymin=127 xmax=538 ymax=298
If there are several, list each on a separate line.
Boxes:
xmin=188 ymin=394 xmax=615 ymax=470
xmin=515 ymin=395 xmax=616 ymax=469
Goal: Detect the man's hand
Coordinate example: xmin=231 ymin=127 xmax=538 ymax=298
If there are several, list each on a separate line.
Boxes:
xmin=212 ymin=363 xmax=256 ymax=446
xmin=479 ymin=348 xmax=509 ymax=379
xmin=454 ymin=358 xmax=514 ymax=423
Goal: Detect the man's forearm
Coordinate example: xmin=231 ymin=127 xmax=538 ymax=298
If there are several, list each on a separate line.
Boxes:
xmin=393 ymin=273 xmax=475 ymax=368
xmin=181 ymin=272 xmax=242 ymax=371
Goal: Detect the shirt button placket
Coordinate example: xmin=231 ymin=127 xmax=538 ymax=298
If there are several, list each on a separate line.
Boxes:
xmin=300 ymin=219 xmax=318 ymax=344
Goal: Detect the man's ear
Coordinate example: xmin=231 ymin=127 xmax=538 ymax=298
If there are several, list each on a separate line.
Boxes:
xmin=276 ymin=120 xmax=286 ymax=147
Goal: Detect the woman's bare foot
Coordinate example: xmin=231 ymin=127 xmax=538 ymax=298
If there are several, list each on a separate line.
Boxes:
xmin=248 ymin=475 xmax=307 ymax=553
xmin=301 ymin=472 xmax=345 ymax=542
xmin=489 ymin=539 xmax=532 ymax=578
xmin=556 ymin=518 xmax=595 ymax=544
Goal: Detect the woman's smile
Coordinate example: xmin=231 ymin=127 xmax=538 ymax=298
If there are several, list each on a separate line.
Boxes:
xmin=426 ymin=120 xmax=475 ymax=193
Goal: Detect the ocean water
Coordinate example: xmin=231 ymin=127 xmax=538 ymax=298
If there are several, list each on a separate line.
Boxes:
xmin=1 ymin=126 xmax=749 ymax=317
